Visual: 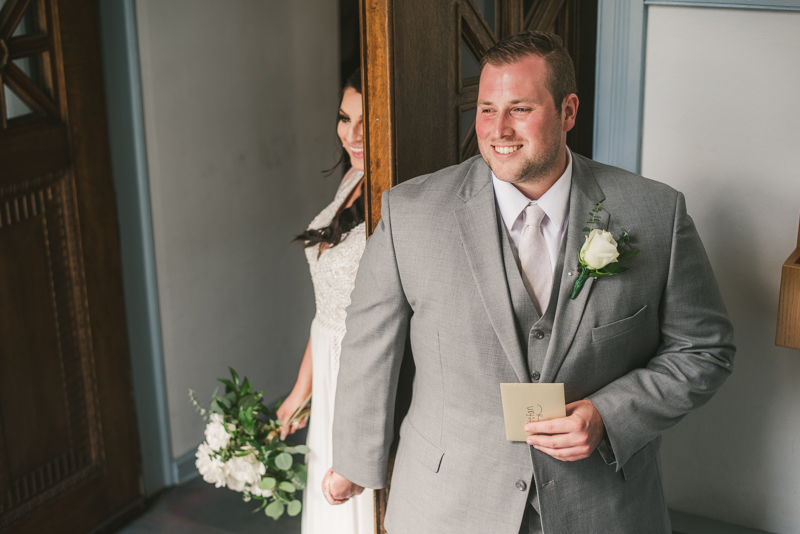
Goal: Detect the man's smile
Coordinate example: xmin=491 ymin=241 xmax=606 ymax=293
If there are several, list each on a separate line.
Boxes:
xmin=493 ymin=144 xmax=523 ymax=155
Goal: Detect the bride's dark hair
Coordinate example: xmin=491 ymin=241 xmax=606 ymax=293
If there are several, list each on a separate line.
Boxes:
xmin=296 ymin=69 xmax=365 ymax=249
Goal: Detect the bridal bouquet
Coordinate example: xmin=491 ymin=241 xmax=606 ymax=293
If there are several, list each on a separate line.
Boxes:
xmin=189 ymin=368 xmax=311 ymax=519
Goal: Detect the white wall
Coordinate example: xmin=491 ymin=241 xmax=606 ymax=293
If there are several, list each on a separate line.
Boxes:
xmin=642 ymin=7 xmax=800 ymax=533
xmin=135 ymin=0 xmax=341 ymax=459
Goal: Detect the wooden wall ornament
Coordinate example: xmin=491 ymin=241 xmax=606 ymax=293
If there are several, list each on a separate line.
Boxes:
xmin=776 ymin=214 xmax=800 ymax=350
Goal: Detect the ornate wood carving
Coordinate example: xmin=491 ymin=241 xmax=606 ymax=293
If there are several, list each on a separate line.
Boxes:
xmin=0 ymin=0 xmax=143 ymax=531
xmin=0 ymin=0 xmax=65 ymax=130
xmin=0 ymin=170 xmax=104 ymax=529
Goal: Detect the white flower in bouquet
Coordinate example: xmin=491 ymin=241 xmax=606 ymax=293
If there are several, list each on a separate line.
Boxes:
xmin=225 ymin=446 xmax=266 ymax=492
xmin=189 ymin=369 xmax=310 ymax=520
xmin=250 ymin=480 xmax=273 ymax=499
xmin=205 ymin=413 xmax=232 ymax=451
xmin=196 ymin=442 xmax=228 ymax=488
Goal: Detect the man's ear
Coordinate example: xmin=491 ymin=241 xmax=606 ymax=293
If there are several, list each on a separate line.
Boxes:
xmin=562 ymin=93 xmax=579 ymax=132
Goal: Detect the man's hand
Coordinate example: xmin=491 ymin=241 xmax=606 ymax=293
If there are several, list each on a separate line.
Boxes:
xmin=322 ymin=469 xmax=364 ymax=505
xmin=524 ymin=399 xmax=606 ymax=461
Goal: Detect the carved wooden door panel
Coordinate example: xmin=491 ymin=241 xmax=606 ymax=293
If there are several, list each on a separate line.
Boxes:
xmin=0 ymin=1 xmax=142 ymax=532
xmin=359 ymin=0 xmax=597 ymax=531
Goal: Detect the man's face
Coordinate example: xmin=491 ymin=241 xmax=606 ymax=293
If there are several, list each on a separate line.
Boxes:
xmin=476 ymin=55 xmax=577 ymax=191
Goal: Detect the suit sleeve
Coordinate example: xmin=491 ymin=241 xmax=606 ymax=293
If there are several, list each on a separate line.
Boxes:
xmin=331 ymin=189 xmax=412 ymax=488
xmin=587 ymin=192 xmax=735 ymax=470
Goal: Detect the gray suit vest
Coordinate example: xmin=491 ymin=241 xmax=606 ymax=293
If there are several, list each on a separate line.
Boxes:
xmin=498 ymin=207 xmax=569 ymax=514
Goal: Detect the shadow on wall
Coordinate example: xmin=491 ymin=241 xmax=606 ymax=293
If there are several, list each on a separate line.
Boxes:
xmin=658 ymin=174 xmax=800 ymax=528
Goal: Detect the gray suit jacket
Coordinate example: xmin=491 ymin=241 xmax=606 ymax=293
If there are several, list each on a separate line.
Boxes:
xmin=332 ymin=154 xmax=735 ymax=533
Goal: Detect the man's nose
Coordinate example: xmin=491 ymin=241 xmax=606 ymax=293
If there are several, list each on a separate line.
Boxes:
xmin=493 ymin=112 xmax=513 ymax=139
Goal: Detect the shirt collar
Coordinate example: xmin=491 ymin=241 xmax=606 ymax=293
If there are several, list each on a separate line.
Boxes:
xmin=492 ymin=149 xmax=573 ymax=231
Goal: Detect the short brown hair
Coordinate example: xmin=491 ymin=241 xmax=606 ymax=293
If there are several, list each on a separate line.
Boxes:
xmin=480 ymin=31 xmax=577 ymax=112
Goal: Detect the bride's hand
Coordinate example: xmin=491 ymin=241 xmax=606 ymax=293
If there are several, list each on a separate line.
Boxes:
xmin=276 ymin=392 xmax=309 ymax=440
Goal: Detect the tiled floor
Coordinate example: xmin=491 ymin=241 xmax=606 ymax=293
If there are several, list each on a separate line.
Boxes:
xmin=114 ymin=477 xmax=301 ymax=534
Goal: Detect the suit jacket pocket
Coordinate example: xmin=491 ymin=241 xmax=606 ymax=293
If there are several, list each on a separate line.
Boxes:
xmin=621 ymin=436 xmax=660 ymax=481
xmin=592 ymin=305 xmax=648 ymax=344
xmin=400 ymin=421 xmax=444 ymax=473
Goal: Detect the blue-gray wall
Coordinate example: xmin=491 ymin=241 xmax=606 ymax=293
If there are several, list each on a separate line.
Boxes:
xmin=98 ymin=0 xmax=173 ymax=495
xmin=98 ymin=0 xmax=341 ymax=495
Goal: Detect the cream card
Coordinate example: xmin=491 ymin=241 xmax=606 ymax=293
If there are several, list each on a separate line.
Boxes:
xmin=500 ymin=383 xmax=566 ymax=441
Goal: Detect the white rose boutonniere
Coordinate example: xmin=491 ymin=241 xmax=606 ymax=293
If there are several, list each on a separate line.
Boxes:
xmin=580 ymin=229 xmax=620 ymax=270
xmin=570 ymin=202 xmax=640 ymax=299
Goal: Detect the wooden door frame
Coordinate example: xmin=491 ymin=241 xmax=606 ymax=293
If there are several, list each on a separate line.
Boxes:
xmin=359 ymin=0 xmax=395 ymax=234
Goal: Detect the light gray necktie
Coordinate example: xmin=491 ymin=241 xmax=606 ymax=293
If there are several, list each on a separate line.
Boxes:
xmin=519 ymin=204 xmax=552 ymax=315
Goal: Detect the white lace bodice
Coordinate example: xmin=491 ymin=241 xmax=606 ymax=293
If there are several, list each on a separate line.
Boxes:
xmin=304 ymin=169 xmax=367 ymax=336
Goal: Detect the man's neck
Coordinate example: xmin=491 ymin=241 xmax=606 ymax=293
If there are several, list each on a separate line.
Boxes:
xmin=512 ymin=147 xmax=569 ymax=201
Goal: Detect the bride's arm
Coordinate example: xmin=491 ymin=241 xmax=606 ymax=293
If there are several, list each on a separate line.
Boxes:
xmin=277 ymin=336 xmax=313 ymax=440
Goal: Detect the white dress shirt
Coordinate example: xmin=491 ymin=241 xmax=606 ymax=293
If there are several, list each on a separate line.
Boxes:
xmin=492 ymin=149 xmax=573 ymax=273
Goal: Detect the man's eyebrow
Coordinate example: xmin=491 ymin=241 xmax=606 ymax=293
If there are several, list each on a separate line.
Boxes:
xmin=477 ymin=99 xmax=536 ymax=106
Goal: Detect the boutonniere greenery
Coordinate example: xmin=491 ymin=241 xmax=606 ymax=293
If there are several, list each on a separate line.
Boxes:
xmin=570 ymin=202 xmax=640 ymax=299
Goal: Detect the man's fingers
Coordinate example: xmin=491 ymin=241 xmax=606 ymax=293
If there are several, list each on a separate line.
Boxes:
xmin=323 ymin=469 xmax=362 ymax=505
xmin=525 ymin=415 xmax=584 ymax=435
xmin=526 ymin=430 xmax=589 ymax=449
xmin=532 ymin=444 xmax=594 ymax=462
xmin=322 ymin=470 xmax=344 ymax=505
xmin=525 ymin=400 xmax=605 ymax=461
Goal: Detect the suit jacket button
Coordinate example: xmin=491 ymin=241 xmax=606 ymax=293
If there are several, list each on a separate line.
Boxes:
xmin=516 ymin=480 xmax=527 ymax=491
xmin=533 ymin=330 xmax=544 ymax=339
xmin=532 ymin=371 xmax=540 ymax=381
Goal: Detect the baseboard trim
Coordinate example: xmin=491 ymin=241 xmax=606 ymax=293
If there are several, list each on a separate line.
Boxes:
xmin=670 ymin=510 xmax=776 ymax=534
xmin=172 ymin=445 xmax=201 ymax=484
xmin=88 ymin=498 xmax=146 ymax=534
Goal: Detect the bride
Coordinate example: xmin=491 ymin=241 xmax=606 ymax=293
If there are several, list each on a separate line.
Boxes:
xmin=277 ymin=69 xmax=373 ymax=534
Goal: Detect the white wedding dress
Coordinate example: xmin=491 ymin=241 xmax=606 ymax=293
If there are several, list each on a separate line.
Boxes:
xmin=301 ymin=168 xmax=373 ymax=534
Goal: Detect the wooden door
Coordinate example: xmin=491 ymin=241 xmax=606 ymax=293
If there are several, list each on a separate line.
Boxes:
xmin=358 ymin=0 xmax=597 ymax=530
xmin=361 ymin=0 xmax=597 ymax=230
xmin=0 ymin=1 xmax=143 ymax=532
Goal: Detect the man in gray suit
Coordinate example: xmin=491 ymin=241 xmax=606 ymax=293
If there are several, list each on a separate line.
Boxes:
xmin=322 ymin=31 xmax=734 ymax=533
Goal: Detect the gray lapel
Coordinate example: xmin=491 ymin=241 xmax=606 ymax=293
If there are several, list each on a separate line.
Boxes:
xmin=541 ymin=154 xmax=609 ymax=383
xmin=454 ymin=158 xmax=529 ymax=384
